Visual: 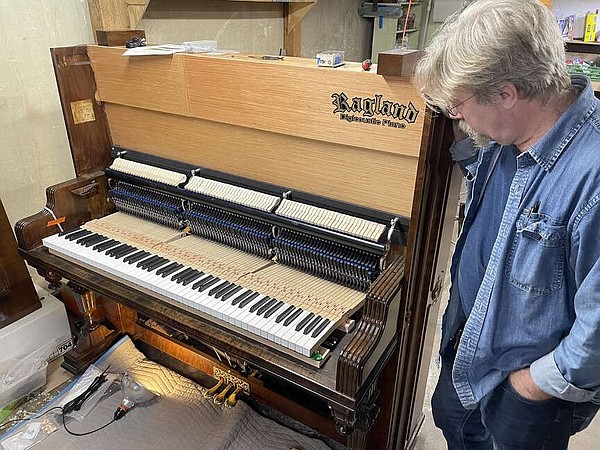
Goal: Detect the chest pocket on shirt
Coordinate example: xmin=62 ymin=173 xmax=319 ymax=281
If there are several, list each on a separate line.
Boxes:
xmin=506 ymin=212 xmax=567 ymax=295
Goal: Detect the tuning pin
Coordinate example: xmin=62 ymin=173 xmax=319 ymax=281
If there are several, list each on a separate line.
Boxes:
xmin=203 ymin=378 xmax=224 ymax=398
xmin=225 ymin=385 xmax=244 ymax=408
xmin=213 ymin=382 xmax=234 ymax=405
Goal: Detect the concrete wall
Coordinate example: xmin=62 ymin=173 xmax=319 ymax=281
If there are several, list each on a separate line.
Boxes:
xmin=0 ymin=0 xmax=370 ymax=230
xmin=0 ymin=0 xmax=92 ymax=226
xmin=141 ymin=0 xmax=371 ymax=61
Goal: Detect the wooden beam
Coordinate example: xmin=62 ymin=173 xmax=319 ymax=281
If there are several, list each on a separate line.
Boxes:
xmin=127 ymin=0 xmax=151 ymax=29
xmin=87 ymin=0 xmax=130 ymax=31
xmin=284 ymin=2 xmax=316 ymax=56
xmin=88 ymin=1 xmax=316 ymax=53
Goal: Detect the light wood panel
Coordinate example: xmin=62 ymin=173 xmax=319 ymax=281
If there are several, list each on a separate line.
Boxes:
xmin=88 ymin=46 xmax=189 ymax=115
xmin=90 ymin=46 xmax=426 ymax=158
xmin=182 ymin=54 xmax=425 ymax=157
xmin=105 ymin=103 xmax=419 ymax=216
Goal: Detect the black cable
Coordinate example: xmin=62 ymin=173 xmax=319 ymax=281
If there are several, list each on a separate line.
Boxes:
xmin=60 ymin=410 xmax=115 ymax=437
xmin=1 ymin=366 xmax=116 ymax=438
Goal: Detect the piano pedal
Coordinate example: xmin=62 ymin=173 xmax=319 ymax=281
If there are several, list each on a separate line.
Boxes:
xmin=204 ymin=377 xmax=224 ymax=398
xmin=213 ymin=382 xmax=234 ymax=405
xmin=225 ymin=384 xmax=244 ymax=408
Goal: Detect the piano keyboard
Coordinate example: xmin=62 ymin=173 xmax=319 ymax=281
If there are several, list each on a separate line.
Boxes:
xmin=42 ymin=215 xmax=364 ymax=363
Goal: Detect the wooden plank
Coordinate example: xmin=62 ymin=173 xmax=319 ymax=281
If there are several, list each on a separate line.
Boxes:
xmin=89 ymin=46 xmax=426 ymax=158
xmin=127 ymin=0 xmax=150 ymax=29
xmin=50 ymin=46 xmax=112 ymax=176
xmin=87 ymin=0 xmax=130 ymax=31
xmin=105 ymin=103 xmax=419 ymax=217
xmin=284 ymin=2 xmax=316 ymax=56
xmin=182 ymin=54 xmax=425 ymax=158
xmin=0 ymin=198 xmax=41 ymax=329
xmin=88 ymin=46 xmax=190 ymax=116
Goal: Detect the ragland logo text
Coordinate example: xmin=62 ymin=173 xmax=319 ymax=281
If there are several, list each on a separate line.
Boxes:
xmin=331 ymin=92 xmax=419 ymax=129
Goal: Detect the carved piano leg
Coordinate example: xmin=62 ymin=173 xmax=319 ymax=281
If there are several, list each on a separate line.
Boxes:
xmin=330 ymin=384 xmax=381 ymax=450
xmin=59 ymin=282 xmax=121 ymax=374
xmin=36 ymin=268 xmax=63 ymax=291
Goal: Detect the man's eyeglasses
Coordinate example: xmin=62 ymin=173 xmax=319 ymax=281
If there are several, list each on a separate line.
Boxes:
xmin=423 ymin=93 xmax=477 ymax=118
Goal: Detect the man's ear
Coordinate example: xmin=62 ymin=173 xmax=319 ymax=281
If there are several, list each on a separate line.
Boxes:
xmin=498 ymin=83 xmax=519 ymax=110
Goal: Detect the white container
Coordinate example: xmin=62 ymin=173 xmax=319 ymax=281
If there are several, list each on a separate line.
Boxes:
xmin=0 ymin=357 xmax=48 ymax=410
xmin=183 ymin=40 xmax=217 ymax=53
xmin=0 ymin=285 xmax=72 ymax=363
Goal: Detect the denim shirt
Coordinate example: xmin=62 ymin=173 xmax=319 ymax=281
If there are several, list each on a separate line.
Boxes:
xmin=443 ymin=75 xmax=600 ymax=409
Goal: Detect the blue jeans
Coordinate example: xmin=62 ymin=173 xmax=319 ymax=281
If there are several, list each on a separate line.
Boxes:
xmin=432 ymin=344 xmax=599 ymax=449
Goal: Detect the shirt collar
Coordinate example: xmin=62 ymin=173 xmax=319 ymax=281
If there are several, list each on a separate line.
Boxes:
xmin=527 ymin=75 xmax=598 ymax=171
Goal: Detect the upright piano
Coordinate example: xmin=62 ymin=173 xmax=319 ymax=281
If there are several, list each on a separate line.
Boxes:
xmin=15 ymin=45 xmax=457 ymax=449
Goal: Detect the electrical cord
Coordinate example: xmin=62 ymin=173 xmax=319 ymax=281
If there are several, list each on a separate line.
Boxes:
xmin=1 ymin=365 xmax=117 ymax=438
xmin=60 ymin=411 xmax=115 ymax=436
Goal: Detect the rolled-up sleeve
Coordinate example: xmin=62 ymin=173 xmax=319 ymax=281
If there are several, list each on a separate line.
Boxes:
xmin=530 ymin=199 xmax=600 ymax=402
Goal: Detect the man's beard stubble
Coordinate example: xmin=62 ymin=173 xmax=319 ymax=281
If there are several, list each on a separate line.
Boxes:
xmin=458 ymin=120 xmax=491 ymax=149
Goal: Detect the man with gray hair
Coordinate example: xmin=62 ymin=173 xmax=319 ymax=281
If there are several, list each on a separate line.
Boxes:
xmin=415 ymin=0 xmax=600 ymax=448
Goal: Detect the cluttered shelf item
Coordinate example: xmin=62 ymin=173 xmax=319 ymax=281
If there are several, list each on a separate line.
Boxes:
xmin=15 ymin=45 xmax=455 ymax=449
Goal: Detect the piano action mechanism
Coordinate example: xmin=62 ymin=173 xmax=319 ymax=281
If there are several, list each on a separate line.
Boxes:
xmin=15 ymin=46 xmax=455 ymax=449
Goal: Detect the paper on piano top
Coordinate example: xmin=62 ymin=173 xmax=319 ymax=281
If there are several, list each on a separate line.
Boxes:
xmin=122 ymin=44 xmax=185 ymax=56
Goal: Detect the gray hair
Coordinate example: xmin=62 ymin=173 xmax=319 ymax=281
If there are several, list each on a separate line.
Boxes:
xmin=415 ymin=0 xmax=572 ymax=110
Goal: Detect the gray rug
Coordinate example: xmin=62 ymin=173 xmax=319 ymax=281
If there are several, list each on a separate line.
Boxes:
xmin=6 ymin=337 xmax=332 ymax=450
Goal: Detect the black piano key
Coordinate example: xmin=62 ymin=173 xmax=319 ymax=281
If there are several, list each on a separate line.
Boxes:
xmin=77 ymin=233 xmax=101 ymax=245
xmin=174 ymin=267 xmax=197 ymax=282
xmin=179 ymin=267 xmax=197 ymax=284
xmin=295 ymin=312 xmax=315 ymax=332
xmin=311 ymin=319 xmax=330 ymax=338
xmin=125 ymin=251 xmax=149 ymax=264
xmin=66 ymin=229 xmax=92 ymax=241
xmin=220 ymin=285 xmax=243 ymax=301
xmin=146 ymin=257 xmax=169 ymax=272
xmin=209 ymin=281 xmax=231 ymax=297
xmin=231 ymin=290 xmax=253 ymax=306
xmin=115 ymin=246 xmax=137 ymax=259
xmin=198 ymin=277 xmax=220 ymax=292
xmin=181 ymin=271 xmax=204 ymax=286
xmin=172 ymin=267 xmax=193 ymax=282
xmin=156 ymin=262 xmax=177 ymax=276
xmin=263 ymin=301 xmax=284 ymax=319
xmin=256 ymin=298 xmax=276 ymax=316
xmin=249 ymin=296 xmax=270 ymax=314
xmin=93 ymin=239 xmax=119 ymax=251
xmin=59 ymin=227 xmax=81 ymax=237
xmin=106 ymin=244 xmax=128 ymax=257
xmin=192 ymin=275 xmax=213 ymax=290
xmin=160 ymin=263 xmax=184 ymax=277
xmin=83 ymin=235 xmax=108 ymax=247
xmin=303 ymin=316 xmax=323 ymax=335
xmin=215 ymin=284 xmax=240 ymax=300
xmin=238 ymin=292 xmax=260 ymax=308
xmin=136 ymin=255 xmax=159 ymax=269
xmin=283 ymin=308 xmax=303 ymax=327
xmin=275 ymin=305 xmax=295 ymax=323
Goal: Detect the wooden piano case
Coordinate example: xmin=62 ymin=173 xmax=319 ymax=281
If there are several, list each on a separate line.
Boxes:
xmin=15 ymin=45 xmax=457 ymax=449
xmin=0 ymin=197 xmax=41 ymax=329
